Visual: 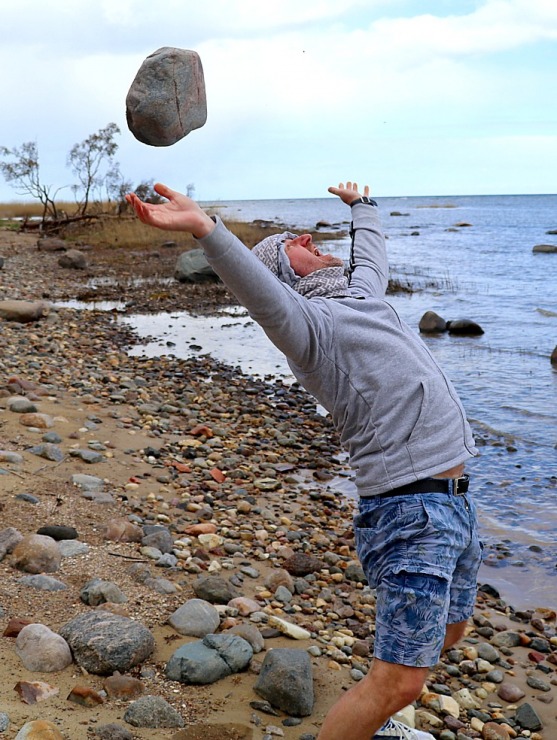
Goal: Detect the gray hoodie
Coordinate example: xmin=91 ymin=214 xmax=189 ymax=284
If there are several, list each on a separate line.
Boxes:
xmin=198 ymin=201 xmax=477 ymax=497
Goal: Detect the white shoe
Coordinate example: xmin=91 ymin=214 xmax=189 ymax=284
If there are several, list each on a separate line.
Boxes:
xmin=373 ymin=719 xmax=435 ymax=739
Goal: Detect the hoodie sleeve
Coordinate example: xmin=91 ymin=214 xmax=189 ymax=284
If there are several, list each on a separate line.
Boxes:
xmin=347 ymin=201 xmax=389 ymax=298
xmin=196 ymin=218 xmax=325 ymax=370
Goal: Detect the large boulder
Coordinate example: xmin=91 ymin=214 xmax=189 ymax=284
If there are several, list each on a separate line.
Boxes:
xmin=446 ymin=319 xmax=484 ymax=336
xmin=419 ymin=310 xmax=447 ymax=333
xmin=174 ymin=249 xmax=217 ymax=283
xmin=60 ymin=611 xmax=155 ymax=674
xmin=126 ymin=47 xmax=207 ymax=147
xmin=254 ymin=648 xmax=314 ymax=716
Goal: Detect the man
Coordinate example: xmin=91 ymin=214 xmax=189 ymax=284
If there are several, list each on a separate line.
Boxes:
xmin=126 ymin=181 xmax=482 ymax=740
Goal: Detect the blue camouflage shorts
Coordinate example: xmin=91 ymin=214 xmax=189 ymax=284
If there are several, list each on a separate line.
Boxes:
xmin=353 ymin=486 xmax=482 ymax=668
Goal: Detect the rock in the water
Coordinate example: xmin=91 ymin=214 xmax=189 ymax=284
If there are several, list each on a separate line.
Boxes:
xmin=60 ymin=611 xmax=155 ymax=674
xmin=175 ymin=249 xmax=217 ymax=283
xmin=254 ymin=648 xmax=314 ymax=716
xmin=446 ymin=319 xmax=484 ymax=336
xmin=532 ymin=243 xmax=557 ymax=253
xmin=419 ymin=310 xmax=447 ymax=333
xmin=168 ymin=598 xmax=220 ymax=637
xmin=126 ymin=47 xmax=207 ymax=147
xmin=551 ymin=345 xmax=557 ymax=366
xmin=0 ymin=300 xmax=49 ymax=323
xmin=15 ymin=624 xmax=72 ymax=672
xmin=58 ymin=248 xmax=87 ymax=269
xmin=12 ymin=534 xmax=61 ymax=574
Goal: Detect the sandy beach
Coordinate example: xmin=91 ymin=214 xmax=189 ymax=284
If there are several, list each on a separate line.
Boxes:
xmin=1 ymin=227 xmax=556 ymax=740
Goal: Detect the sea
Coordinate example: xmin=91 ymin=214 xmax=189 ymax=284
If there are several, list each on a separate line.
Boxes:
xmin=115 ymin=193 xmax=557 ymax=610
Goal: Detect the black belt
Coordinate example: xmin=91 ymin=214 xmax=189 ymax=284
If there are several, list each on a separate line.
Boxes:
xmin=378 ymin=474 xmax=469 ymax=499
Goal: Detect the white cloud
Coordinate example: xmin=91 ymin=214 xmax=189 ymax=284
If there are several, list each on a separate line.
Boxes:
xmin=0 ymin=0 xmax=555 ymax=199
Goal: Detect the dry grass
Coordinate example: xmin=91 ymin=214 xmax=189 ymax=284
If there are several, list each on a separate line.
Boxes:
xmin=0 ymin=200 xmax=79 ymax=218
xmin=59 ymin=212 xmax=346 ymax=252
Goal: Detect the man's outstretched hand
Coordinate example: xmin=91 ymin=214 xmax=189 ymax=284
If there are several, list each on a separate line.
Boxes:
xmin=126 ymin=183 xmax=216 ymax=238
xmin=328 ymin=181 xmax=371 ymax=205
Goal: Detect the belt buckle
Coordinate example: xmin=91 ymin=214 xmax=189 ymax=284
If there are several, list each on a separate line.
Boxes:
xmin=453 ymin=475 xmax=469 ymax=496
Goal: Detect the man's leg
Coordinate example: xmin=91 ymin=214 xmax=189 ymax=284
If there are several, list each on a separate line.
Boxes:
xmin=443 ymin=620 xmax=468 ymax=651
xmin=317 ymin=658 xmax=428 ymax=740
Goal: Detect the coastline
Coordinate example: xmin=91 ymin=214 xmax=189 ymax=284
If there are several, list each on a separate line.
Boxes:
xmin=1 ymin=228 xmax=556 ymax=738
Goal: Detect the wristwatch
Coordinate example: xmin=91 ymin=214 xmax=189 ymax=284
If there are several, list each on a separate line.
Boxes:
xmin=349 ymin=196 xmax=377 ymax=207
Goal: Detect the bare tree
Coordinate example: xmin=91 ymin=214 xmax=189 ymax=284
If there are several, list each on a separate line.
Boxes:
xmin=0 ymin=141 xmax=61 ymax=224
xmin=67 ymin=122 xmax=121 ymax=215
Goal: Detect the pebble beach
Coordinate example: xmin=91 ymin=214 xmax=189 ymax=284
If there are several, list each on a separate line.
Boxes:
xmin=1 ymin=228 xmax=556 ymax=740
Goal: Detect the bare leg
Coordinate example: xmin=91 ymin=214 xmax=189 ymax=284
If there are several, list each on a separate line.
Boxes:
xmin=443 ymin=620 xmax=468 ymax=651
xmin=316 ymin=658 xmax=428 ymax=740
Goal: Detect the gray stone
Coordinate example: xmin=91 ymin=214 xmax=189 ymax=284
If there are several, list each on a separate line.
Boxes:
xmin=28 ymin=443 xmax=64 ymax=462
xmin=15 ymin=623 xmax=72 ymax=672
xmin=71 ymin=473 xmax=104 ymax=491
xmin=126 ymin=47 xmax=207 ymax=147
xmin=144 ymin=577 xmax=177 ymax=594
xmin=42 ymin=431 xmax=62 ymax=443
xmin=94 ymin=724 xmax=134 ymax=740
xmin=169 ymin=598 xmax=220 ymax=637
xmin=166 ymin=634 xmax=253 ymax=685
xmin=192 ymin=575 xmax=240 ymax=604
xmin=155 ymin=553 xmax=178 ymax=568
xmin=60 ymin=611 xmax=155 ymax=674
xmin=344 ymin=561 xmax=366 ymax=583
xmin=81 ymin=578 xmax=127 ymax=606
xmin=514 ymin=702 xmax=542 ymax=731
xmin=254 ymin=648 xmax=314 ymax=717
xmin=8 ymin=399 xmax=37 ymax=413
xmin=0 ymin=527 xmax=23 ymax=560
xmin=476 ymin=642 xmax=500 ymax=663
xmin=0 ymin=450 xmax=24 ymax=465
xmin=526 ymin=675 xmax=551 ymax=691
xmin=0 ymin=711 xmax=9 ymax=732
xmin=175 ymin=249 xmax=217 ymax=283
xmin=419 ymin=310 xmax=447 ymax=333
xmin=69 ymin=448 xmax=104 ymax=464
xmin=142 ymin=528 xmax=174 ymax=553
xmin=59 ymin=540 xmax=90 ymax=558
xmin=18 ymin=575 xmax=67 ymax=591
xmin=58 ymin=248 xmax=87 ymax=269
xmin=491 ymin=631 xmax=521 ymax=648
xmin=228 ymin=623 xmax=265 ymax=653
xmin=123 ymin=695 xmax=184 ymax=728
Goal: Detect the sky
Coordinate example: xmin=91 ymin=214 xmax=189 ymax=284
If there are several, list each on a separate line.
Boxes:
xmin=0 ymin=0 xmax=556 ymax=201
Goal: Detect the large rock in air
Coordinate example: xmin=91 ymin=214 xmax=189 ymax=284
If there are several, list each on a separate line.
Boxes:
xmin=126 ymin=47 xmax=207 ymax=147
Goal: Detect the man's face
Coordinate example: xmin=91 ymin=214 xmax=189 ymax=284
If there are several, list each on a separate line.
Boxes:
xmin=284 ymin=234 xmax=344 ymax=277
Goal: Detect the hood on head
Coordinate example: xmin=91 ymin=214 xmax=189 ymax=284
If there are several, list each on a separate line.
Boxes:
xmin=252 ymin=231 xmax=299 ymax=287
